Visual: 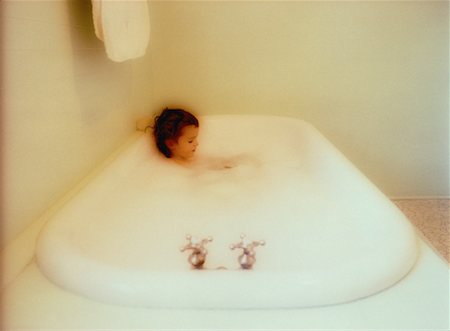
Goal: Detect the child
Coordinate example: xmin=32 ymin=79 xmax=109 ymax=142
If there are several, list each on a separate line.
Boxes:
xmin=151 ymin=107 xmax=244 ymax=170
xmin=152 ymin=108 xmax=200 ymax=164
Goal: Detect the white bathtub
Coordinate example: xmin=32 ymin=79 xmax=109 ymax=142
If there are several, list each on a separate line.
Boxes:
xmin=36 ymin=115 xmax=418 ymax=309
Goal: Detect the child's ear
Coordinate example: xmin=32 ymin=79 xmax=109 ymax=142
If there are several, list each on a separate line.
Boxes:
xmin=165 ymin=139 xmax=177 ymax=149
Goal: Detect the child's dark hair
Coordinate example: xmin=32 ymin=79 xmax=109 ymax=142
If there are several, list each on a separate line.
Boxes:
xmin=153 ymin=108 xmax=199 ymax=158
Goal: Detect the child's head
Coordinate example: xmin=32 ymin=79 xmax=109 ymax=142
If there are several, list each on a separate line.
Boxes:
xmin=153 ymin=108 xmax=199 ymax=161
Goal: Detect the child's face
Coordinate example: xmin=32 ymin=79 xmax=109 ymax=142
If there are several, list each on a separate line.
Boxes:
xmin=168 ymin=125 xmax=199 ymax=161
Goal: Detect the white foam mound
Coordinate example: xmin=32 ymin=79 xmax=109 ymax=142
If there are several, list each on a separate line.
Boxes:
xmin=36 ymin=115 xmax=418 ymax=309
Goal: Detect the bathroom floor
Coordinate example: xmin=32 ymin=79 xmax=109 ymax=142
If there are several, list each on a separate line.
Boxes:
xmin=393 ymin=198 xmax=449 ymax=264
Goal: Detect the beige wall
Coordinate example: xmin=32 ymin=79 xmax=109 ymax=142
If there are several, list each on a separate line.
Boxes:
xmin=2 ymin=1 xmax=139 ymax=247
xmin=133 ymin=0 xmax=449 ymax=198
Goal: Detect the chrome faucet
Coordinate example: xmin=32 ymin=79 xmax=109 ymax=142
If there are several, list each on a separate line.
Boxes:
xmin=180 ymin=234 xmax=213 ymax=269
xmin=230 ymin=234 xmax=265 ymax=270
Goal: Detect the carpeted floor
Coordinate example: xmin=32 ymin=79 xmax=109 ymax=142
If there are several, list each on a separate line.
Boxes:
xmin=393 ymin=199 xmax=449 ymax=264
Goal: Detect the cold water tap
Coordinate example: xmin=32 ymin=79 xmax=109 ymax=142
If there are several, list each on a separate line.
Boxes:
xmin=230 ymin=233 xmax=265 ymax=270
xmin=180 ymin=234 xmax=213 ymax=269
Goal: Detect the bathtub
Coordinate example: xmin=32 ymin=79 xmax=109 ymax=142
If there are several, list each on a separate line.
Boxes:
xmin=36 ymin=115 xmax=418 ymax=309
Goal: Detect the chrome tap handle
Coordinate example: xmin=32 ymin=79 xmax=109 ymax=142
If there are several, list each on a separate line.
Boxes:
xmin=230 ymin=233 xmax=265 ymax=269
xmin=180 ymin=234 xmax=213 ymax=269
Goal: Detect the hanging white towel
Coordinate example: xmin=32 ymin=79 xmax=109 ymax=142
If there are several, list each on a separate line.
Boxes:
xmin=92 ymin=0 xmax=150 ymax=62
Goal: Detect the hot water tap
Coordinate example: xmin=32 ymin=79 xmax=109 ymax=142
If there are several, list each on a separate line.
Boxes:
xmin=180 ymin=234 xmax=213 ymax=269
